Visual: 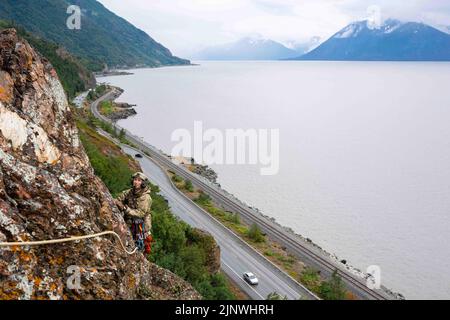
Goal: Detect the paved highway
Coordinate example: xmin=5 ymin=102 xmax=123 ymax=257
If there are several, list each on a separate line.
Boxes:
xmin=91 ymin=89 xmax=318 ymax=300
xmin=121 ymin=145 xmax=317 ymax=300
xmin=91 ymin=89 xmax=394 ymax=300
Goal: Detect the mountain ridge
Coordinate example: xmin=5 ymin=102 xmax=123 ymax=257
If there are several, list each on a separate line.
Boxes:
xmin=192 ymin=37 xmax=299 ymax=60
xmin=293 ymin=19 xmax=450 ymax=61
xmin=0 ymin=0 xmax=190 ymax=71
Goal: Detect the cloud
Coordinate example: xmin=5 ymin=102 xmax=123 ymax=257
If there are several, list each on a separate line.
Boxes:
xmin=98 ymin=0 xmax=450 ymax=57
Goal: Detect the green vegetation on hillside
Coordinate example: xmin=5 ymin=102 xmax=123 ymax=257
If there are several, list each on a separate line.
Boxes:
xmin=0 ymin=20 xmax=94 ymax=98
xmin=99 ymin=101 xmax=114 ymax=116
xmin=0 ymin=0 xmax=190 ymax=71
xmin=83 ymin=108 xmax=133 ymax=146
xmin=87 ymin=84 xmax=107 ymax=101
xmin=76 ymin=119 xmax=137 ymax=197
xmin=150 ymin=184 xmax=235 ymax=300
xmin=76 ymin=111 xmax=235 ymax=300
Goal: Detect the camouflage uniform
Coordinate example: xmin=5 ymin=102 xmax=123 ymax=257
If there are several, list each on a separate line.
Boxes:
xmin=116 ymin=179 xmax=152 ymax=235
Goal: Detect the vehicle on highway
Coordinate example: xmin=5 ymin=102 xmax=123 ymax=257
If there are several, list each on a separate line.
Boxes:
xmin=243 ymin=272 xmax=259 ymax=285
xmin=135 ymin=153 xmax=143 ymax=158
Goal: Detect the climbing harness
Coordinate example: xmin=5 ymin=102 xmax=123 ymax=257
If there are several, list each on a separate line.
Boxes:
xmin=144 ymin=234 xmax=153 ymax=254
xmin=130 ymin=218 xmax=146 ymax=252
xmin=0 ymin=231 xmax=138 ymax=255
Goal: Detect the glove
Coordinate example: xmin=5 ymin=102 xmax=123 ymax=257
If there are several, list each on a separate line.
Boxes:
xmin=144 ymin=234 xmax=153 ymax=254
xmin=115 ymin=199 xmax=125 ymax=211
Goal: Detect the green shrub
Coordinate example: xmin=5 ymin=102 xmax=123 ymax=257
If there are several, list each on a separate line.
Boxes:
xmin=119 ymin=129 xmax=126 ymax=141
xmin=78 ymin=126 xmax=133 ymax=197
xmin=319 ymin=270 xmax=346 ymax=300
xmin=264 ymin=250 xmax=274 ymax=257
xmin=195 ymin=273 xmax=235 ymax=300
xmin=149 ymin=184 xmax=235 ymax=300
xmin=172 ymin=174 xmax=183 ymax=183
xmin=195 ymin=192 xmax=212 ymax=205
xmin=266 ymin=292 xmax=288 ymax=300
xmin=87 ymin=115 xmax=131 ymax=145
xmin=100 ymin=101 xmax=114 ymax=116
xmin=226 ymin=213 xmax=241 ymax=224
xmin=247 ymin=223 xmax=266 ymax=243
xmin=184 ymin=179 xmax=194 ymax=192
xmin=300 ymin=267 xmax=321 ymax=293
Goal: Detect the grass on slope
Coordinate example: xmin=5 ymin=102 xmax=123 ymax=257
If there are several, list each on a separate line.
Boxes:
xmin=0 ymin=0 xmax=190 ymax=71
xmin=99 ymin=101 xmax=114 ymax=116
xmin=149 ymin=184 xmax=235 ymax=300
xmin=76 ymin=113 xmax=236 ymax=300
xmin=76 ymin=118 xmax=138 ymax=197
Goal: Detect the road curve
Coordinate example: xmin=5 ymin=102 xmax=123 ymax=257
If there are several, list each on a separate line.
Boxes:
xmin=91 ymin=89 xmax=393 ymax=300
xmin=122 ymin=144 xmax=316 ymax=300
xmin=91 ymin=89 xmax=318 ymax=300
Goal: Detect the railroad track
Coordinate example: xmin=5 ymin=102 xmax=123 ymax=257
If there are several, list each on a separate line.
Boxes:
xmin=144 ymin=146 xmax=388 ymax=300
xmin=91 ymin=90 xmax=391 ymax=300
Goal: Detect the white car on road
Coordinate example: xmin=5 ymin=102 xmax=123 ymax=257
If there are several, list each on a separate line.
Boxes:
xmin=243 ymin=272 xmax=259 ymax=285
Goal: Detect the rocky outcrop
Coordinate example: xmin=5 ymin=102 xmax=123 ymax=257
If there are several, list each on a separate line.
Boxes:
xmin=192 ymin=164 xmax=219 ymax=185
xmin=0 ymin=29 xmax=200 ymax=300
xmin=55 ymin=47 xmax=96 ymax=89
xmin=108 ymin=102 xmax=137 ymax=122
xmin=189 ymin=229 xmax=221 ymax=274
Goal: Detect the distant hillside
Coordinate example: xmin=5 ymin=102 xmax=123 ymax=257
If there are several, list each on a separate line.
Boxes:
xmin=286 ymin=37 xmax=322 ymax=56
xmin=193 ymin=37 xmax=299 ymax=60
xmin=0 ymin=0 xmax=190 ymax=71
xmin=0 ymin=21 xmax=95 ymax=98
xmin=294 ymin=19 xmax=450 ymax=61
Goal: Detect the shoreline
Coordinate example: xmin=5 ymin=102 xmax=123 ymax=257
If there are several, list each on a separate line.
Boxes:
xmin=95 ymin=62 xmax=200 ymax=78
xmin=90 ymin=89 xmax=319 ymax=300
xmin=205 ymin=178 xmax=403 ymax=299
xmin=94 ymin=76 xmax=403 ymax=300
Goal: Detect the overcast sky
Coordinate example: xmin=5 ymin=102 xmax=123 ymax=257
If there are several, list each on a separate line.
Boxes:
xmin=98 ymin=0 xmax=450 ymax=57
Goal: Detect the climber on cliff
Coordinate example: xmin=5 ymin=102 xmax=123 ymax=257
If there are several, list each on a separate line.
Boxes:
xmin=115 ymin=172 xmax=153 ymax=254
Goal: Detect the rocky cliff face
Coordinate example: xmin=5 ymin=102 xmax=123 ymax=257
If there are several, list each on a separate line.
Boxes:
xmin=0 ymin=29 xmax=200 ymax=300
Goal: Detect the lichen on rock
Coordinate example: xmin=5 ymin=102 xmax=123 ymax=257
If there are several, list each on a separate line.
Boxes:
xmin=0 ymin=29 xmax=201 ymax=300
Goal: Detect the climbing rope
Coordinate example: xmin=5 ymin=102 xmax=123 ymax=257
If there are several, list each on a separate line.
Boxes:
xmin=0 ymin=231 xmax=138 ymax=255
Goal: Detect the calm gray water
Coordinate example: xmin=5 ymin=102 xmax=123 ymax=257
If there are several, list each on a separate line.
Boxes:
xmin=102 ymin=61 xmax=450 ymax=299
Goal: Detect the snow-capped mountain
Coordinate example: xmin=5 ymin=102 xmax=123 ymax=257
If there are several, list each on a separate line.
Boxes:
xmin=294 ymin=19 xmax=450 ymax=61
xmin=191 ymin=37 xmax=299 ymax=60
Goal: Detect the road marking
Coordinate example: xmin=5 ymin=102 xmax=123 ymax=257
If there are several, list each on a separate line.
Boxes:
xmin=125 ymin=146 xmax=303 ymax=300
xmin=105 ymin=122 xmax=314 ymax=300
xmin=133 ymin=152 xmax=267 ymax=300
xmin=222 ymin=261 xmax=265 ymax=300
xmin=94 ymin=91 xmax=387 ymax=301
